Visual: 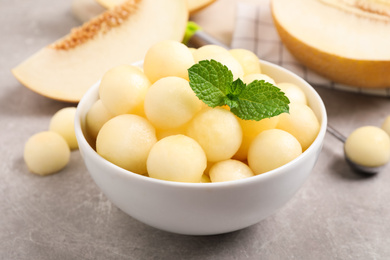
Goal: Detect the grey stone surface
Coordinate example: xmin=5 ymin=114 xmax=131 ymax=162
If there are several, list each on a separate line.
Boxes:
xmin=1 ymin=0 xmax=390 ymax=259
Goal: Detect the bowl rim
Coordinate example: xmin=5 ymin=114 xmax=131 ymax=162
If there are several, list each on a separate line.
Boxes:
xmin=75 ymin=59 xmax=327 ymax=189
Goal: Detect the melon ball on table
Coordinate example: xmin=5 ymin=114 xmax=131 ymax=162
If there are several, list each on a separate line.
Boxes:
xmin=248 ymin=129 xmax=302 ymax=175
xmin=143 ymin=40 xmax=195 ymax=83
xmin=49 ymin=107 xmax=78 ymax=150
xmin=345 ymin=126 xmax=390 ymax=168
xmin=96 ymin=114 xmax=157 ymax=175
xmin=144 ymin=76 xmax=203 ymax=130
xmin=186 ymin=107 xmax=242 ymax=162
xmin=99 ymin=65 xmax=150 ymax=116
xmin=24 ymin=131 xmax=70 ymax=176
xmin=147 ymin=135 xmax=207 ymax=183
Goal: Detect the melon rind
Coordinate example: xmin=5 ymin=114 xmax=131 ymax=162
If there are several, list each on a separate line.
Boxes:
xmin=12 ymin=0 xmax=189 ymax=102
xmin=271 ymin=0 xmax=390 ymax=88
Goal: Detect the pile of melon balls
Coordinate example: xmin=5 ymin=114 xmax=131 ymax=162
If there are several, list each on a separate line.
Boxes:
xmin=24 ymin=107 xmax=78 ymax=175
xmin=85 ymin=40 xmax=321 ymax=183
xmin=23 ymin=40 xmax=390 ymax=180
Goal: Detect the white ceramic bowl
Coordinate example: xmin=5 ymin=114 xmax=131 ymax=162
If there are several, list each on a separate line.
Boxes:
xmin=75 ymin=60 xmax=327 ymax=235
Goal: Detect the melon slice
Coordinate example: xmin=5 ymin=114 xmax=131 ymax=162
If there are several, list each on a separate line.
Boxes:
xmin=12 ymin=0 xmax=188 ymax=102
xmin=96 ymin=0 xmax=216 ymax=14
xmin=271 ymin=0 xmax=390 ymax=88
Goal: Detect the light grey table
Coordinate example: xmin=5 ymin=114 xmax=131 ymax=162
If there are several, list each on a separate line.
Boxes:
xmin=1 ymin=1 xmax=390 ymax=259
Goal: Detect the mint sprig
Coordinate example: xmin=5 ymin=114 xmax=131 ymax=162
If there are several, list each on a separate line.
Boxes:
xmin=188 ymin=59 xmax=290 ymax=121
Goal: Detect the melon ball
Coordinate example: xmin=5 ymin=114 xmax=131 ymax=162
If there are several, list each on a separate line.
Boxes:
xmin=144 ymin=76 xmax=203 ymax=130
xmin=277 ymin=103 xmax=320 ymax=151
xmin=277 ymin=82 xmax=307 ymax=105
xmin=233 ymin=116 xmax=279 ymax=161
xmin=229 ymin=48 xmax=261 ymax=76
xmin=209 ymin=159 xmax=254 ymax=183
xmin=248 ymin=129 xmax=302 ymax=175
xmin=381 ymin=116 xmax=390 ymax=136
xmin=156 ymin=123 xmax=189 ymax=140
xmin=99 ymin=65 xmax=150 ymax=116
xmin=86 ymin=100 xmax=115 ymax=140
xmin=345 ymin=126 xmax=390 ymax=167
xmin=143 ymin=40 xmax=195 ymax=83
xmin=147 ymin=135 xmax=207 ymax=183
xmin=192 ymin=44 xmax=229 ymax=62
xmin=24 ymin=131 xmax=70 ymax=176
xmin=186 ymin=107 xmax=242 ymax=162
xmin=204 ymin=161 xmax=215 ymax=176
xmin=96 ymin=114 xmax=157 ymax=175
xmin=188 ymin=47 xmax=196 ymax=54
xmin=200 ymin=174 xmax=211 ymax=183
xmin=192 ymin=45 xmax=244 ymax=80
xmin=243 ymin=73 xmax=276 ymax=85
xmin=49 ymin=107 xmax=78 ymax=150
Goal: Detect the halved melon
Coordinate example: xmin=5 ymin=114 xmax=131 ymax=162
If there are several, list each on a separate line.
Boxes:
xmin=12 ymin=0 xmax=188 ymax=102
xmin=271 ymin=0 xmax=390 ymax=88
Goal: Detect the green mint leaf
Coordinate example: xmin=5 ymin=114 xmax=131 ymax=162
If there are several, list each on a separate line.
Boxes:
xmin=188 ymin=59 xmax=233 ymax=107
xmin=227 ymin=77 xmax=245 ymax=96
xmin=223 ymin=96 xmax=239 ymax=109
xmin=224 ymin=78 xmax=246 ymax=109
xmin=231 ymin=80 xmax=290 ymax=120
xmin=188 ymin=60 xmax=290 ymax=121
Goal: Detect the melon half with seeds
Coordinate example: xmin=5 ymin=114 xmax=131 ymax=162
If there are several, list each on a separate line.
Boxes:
xmin=271 ymin=0 xmax=390 ymax=88
xmin=12 ymin=0 xmax=188 ymax=102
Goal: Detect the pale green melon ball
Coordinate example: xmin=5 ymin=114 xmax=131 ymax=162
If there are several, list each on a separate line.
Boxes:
xmin=24 ymin=131 xmax=70 ymax=176
xmin=49 ymin=107 xmax=78 ymax=150
xmin=186 ymin=107 xmax=242 ymax=162
xmin=233 ymin=116 xmax=279 ymax=161
xmin=243 ymin=73 xmax=276 ymax=85
xmin=345 ymin=126 xmax=390 ymax=167
xmin=276 ymin=103 xmax=320 ymax=151
xmin=200 ymin=174 xmax=211 ymax=183
xmin=155 ymin=123 xmax=189 ymax=140
xmin=99 ymin=65 xmax=150 ymax=116
xmin=96 ymin=114 xmax=157 ymax=175
xmin=277 ymin=82 xmax=307 ymax=105
xmin=192 ymin=44 xmax=229 ymax=62
xmin=229 ymin=48 xmax=261 ymax=76
xmin=192 ymin=45 xmax=244 ymax=80
xmin=143 ymin=40 xmax=195 ymax=83
xmin=86 ymin=100 xmax=114 ymax=140
xmin=147 ymin=135 xmax=207 ymax=183
xmin=248 ymin=129 xmax=302 ymax=175
xmin=209 ymin=159 xmax=254 ymax=183
xmin=144 ymin=76 xmax=202 ymax=130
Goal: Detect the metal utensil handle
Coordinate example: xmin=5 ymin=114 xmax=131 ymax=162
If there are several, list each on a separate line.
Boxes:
xmin=327 ymin=125 xmax=347 ymax=143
